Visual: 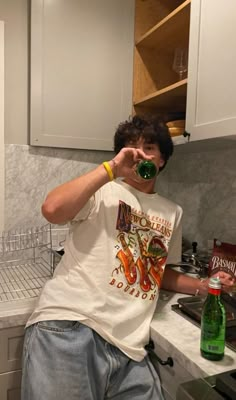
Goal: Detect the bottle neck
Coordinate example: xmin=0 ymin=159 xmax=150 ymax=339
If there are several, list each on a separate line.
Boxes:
xmin=208 ymin=287 xmax=221 ymax=296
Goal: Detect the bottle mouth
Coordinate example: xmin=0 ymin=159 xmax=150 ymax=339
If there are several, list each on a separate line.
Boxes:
xmin=209 ymin=276 xmax=221 ymax=289
xmin=136 ymin=160 xmax=157 ymax=180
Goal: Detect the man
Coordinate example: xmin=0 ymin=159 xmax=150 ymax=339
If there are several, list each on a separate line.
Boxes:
xmin=21 ymin=116 xmax=234 ymax=400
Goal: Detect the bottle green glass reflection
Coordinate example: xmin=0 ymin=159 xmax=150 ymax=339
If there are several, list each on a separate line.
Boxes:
xmin=136 ymin=161 xmax=157 ymax=180
xmin=200 ymin=277 xmax=226 ymax=361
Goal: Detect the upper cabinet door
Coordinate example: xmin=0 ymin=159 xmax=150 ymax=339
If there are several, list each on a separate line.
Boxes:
xmin=30 ymin=0 xmax=134 ymax=151
xmin=0 ymin=21 xmax=4 ymax=232
xmin=186 ymin=0 xmax=236 ymax=141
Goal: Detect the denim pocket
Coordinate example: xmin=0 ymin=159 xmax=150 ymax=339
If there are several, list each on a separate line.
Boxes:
xmin=37 ymin=320 xmax=80 ymax=332
xmin=24 ymin=325 xmax=34 ymax=350
xmin=22 ymin=324 xmax=37 ymax=370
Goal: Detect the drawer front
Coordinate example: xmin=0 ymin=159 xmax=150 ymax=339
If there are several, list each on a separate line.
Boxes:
xmin=0 ymin=370 xmax=22 ymax=400
xmin=0 ymin=326 xmax=25 ymax=373
xmin=150 ymin=344 xmax=194 ymax=400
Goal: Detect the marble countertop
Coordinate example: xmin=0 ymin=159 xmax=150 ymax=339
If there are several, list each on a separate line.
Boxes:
xmin=0 ymin=291 xmax=235 ymax=380
xmin=0 ymin=297 xmax=37 ymax=329
xmin=151 ymin=291 xmax=236 ymax=379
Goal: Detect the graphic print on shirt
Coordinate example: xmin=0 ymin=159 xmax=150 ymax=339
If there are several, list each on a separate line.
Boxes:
xmin=110 ymin=200 xmax=171 ymax=301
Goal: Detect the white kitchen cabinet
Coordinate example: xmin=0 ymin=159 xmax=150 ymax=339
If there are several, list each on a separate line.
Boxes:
xmin=0 ymin=370 xmax=22 ymax=400
xmin=30 ymin=0 xmax=134 ymax=151
xmin=133 ymin=1 xmax=236 ymax=144
xmin=186 ymin=0 xmax=236 ymax=141
xmin=150 ymin=342 xmax=194 ymax=400
xmin=0 ymin=325 xmax=25 ymax=399
xmin=0 ymin=20 xmax=4 ymax=232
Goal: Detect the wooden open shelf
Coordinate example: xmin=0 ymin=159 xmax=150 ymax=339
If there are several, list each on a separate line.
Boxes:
xmin=134 ymin=79 xmax=187 ymax=111
xmin=136 ymin=0 xmax=190 ymax=51
xmin=134 ymin=0 xmax=184 ymax=40
xmin=133 ymin=0 xmax=190 ymax=115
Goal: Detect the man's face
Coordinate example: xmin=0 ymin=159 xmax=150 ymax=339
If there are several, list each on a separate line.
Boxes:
xmin=125 ymin=137 xmax=165 ymax=171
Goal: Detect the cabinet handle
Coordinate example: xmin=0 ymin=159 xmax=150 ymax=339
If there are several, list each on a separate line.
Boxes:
xmin=183 ymin=131 xmax=191 ymax=140
xmin=145 ymin=340 xmax=174 ymax=367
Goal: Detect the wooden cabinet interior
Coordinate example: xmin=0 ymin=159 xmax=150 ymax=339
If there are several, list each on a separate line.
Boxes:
xmin=133 ymin=0 xmax=190 ymax=117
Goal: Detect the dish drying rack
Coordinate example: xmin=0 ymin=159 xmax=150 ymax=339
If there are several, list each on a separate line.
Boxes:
xmin=0 ymin=224 xmax=68 ymax=303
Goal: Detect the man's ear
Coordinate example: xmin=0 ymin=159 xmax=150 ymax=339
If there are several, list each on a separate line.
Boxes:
xmin=159 ymin=157 xmax=165 ymax=168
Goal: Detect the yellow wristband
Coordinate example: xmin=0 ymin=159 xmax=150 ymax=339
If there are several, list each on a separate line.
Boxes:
xmin=103 ymin=161 xmax=114 ymax=181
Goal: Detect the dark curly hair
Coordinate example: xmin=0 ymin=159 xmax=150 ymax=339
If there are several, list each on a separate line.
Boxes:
xmin=114 ymin=115 xmax=173 ymax=171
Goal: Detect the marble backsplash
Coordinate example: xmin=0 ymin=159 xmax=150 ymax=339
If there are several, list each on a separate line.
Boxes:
xmin=157 ymin=143 xmax=236 ymax=251
xmin=4 ymin=143 xmax=236 ymax=252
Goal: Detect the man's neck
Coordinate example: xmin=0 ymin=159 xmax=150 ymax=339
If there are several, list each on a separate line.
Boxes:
xmin=122 ymin=178 xmax=156 ymax=194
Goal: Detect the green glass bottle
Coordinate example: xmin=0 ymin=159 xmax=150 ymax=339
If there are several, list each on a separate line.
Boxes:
xmin=200 ymin=277 xmax=226 ymax=361
xmin=136 ymin=160 xmax=157 ymax=180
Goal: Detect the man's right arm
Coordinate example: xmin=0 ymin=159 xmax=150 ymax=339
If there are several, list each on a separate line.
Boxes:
xmin=42 ymin=147 xmax=151 ymax=225
xmin=41 ymin=164 xmax=111 ymax=225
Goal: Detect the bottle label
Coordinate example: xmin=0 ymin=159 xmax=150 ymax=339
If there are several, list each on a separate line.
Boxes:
xmin=201 ymin=321 xmax=225 ymax=354
xmin=208 ymin=287 xmax=221 ymax=295
xmin=207 ymin=344 xmax=220 ymax=351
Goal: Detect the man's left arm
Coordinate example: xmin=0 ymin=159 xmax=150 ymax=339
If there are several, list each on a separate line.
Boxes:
xmin=162 ymin=266 xmax=235 ymax=296
xmin=162 ymin=266 xmax=208 ymax=295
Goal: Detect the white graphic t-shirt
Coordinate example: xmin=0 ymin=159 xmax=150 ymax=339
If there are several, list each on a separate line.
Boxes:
xmin=26 ymin=180 xmax=183 ymax=361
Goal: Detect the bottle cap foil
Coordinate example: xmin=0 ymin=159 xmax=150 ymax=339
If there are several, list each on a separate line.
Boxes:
xmin=209 ymin=276 xmax=221 ymax=289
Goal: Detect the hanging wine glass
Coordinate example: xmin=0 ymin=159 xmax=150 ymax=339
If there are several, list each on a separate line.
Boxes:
xmin=172 ymin=48 xmax=188 ymax=81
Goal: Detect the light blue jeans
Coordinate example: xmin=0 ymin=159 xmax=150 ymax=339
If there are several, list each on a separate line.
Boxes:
xmin=21 ymin=320 xmax=164 ymax=400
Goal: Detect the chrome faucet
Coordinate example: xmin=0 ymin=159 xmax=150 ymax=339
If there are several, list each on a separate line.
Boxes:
xmin=177 ymin=242 xmax=209 ymax=278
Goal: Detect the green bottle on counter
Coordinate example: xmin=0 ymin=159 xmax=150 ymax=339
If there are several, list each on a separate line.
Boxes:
xmin=200 ymin=277 xmax=226 ymax=361
xmin=136 ymin=160 xmax=157 ymax=180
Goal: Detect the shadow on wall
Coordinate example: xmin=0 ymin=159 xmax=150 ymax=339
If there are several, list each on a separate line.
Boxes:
xmin=156 ymin=143 xmax=236 ymax=250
